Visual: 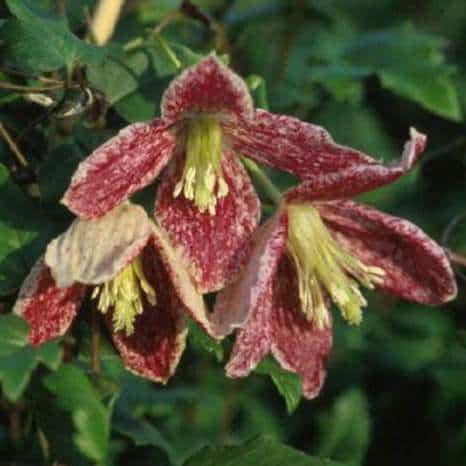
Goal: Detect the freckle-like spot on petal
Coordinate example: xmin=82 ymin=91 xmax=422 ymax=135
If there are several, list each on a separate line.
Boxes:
xmin=63 ymin=120 xmax=175 ymax=219
xmin=317 ymin=200 xmax=457 ymax=305
xmin=161 ymin=55 xmax=254 ymax=123
xmin=156 ymin=148 xmax=260 ymax=293
xmin=13 ymin=257 xmax=87 ymax=345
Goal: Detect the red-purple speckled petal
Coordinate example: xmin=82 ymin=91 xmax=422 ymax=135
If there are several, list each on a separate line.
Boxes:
xmin=317 ymin=200 xmax=457 ymax=305
xmin=150 ymin=225 xmax=214 ymax=338
xmin=110 ymin=242 xmax=188 ymax=383
xmin=155 ymin=148 xmax=260 ymax=293
xmin=269 ymin=256 xmax=332 ymax=399
xmin=212 ymin=211 xmax=288 ymax=338
xmin=13 ymin=258 xmax=87 ymax=345
xmin=285 ymin=128 xmax=427 ymax=202
xmin=227 ymin=110 xmax=424 ymax=181
xmin=63 ymin=120 xmax=175 ymax=219
xmin=161 ymin=55 xmax=254 ymax=123
xmin=226 ymin=255 xmax=332 ymax=399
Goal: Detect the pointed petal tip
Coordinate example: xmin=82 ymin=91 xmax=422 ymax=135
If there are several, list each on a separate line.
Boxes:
xmin=161 ymin=55 xmax=254 ymax=123
xmin=402 ymin=127 xmax=427 ymax=171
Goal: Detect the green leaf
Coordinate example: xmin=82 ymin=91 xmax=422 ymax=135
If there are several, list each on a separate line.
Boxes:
xmin=4 ymin=0 xmax=105 ymax=72
xmin=0 ymin=163 xmax=55 ymax=295
xmin=44 ymin=364 xmax=115 ymax=463
xmin=188 ymin=320 xmax=224 ymax=362
xmin=0 ymin=314 xmax=63 ymax=401
xmin=315 ymin=389 xmax=371 ymax=465
xmin=0 ymin=313 xmax=29 ymax=354
xmin=113 ymin=407 xmax=177 ymax=463
xmin=344 ymin=24 xmax=460 ymax=120
xmin=255 ymin=358 xmax=302 ymax=414
xmin=184 ymin=435 xmax=346 ymax=466
xmin=38 ymin=144 xmax=83 ymax=212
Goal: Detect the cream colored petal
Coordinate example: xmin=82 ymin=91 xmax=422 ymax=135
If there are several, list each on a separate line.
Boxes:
xmin=45 ymin=203 xmax=152 ymax=288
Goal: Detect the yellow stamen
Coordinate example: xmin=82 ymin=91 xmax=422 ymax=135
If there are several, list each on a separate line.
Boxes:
xmin=287 ymin=204 xmax=385 ymax=329
xmin=92 ymin=256 xmax=156 ymax=336
xmin=173 ymin=116 xmax=228 ymax=215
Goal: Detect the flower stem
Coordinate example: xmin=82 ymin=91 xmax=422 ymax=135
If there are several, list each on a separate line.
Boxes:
xmin=241 ymin=157 xmax=282 ymax=205
xmin=91 ymin=306 xmax=101 ymax=374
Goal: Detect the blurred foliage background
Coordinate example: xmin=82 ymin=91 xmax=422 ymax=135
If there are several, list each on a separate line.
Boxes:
xmin=0 ymin=0 xmax=465 ymax=465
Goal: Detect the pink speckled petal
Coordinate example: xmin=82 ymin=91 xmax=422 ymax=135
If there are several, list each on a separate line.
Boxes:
xmin=13 ymin=257 xmax=87 ymax=345
xmin=212 ymin=211 xmax=288 ymax=338
xmin=228 ymin=110 xmax=424 ymax=181
xmin=63 ymin=120 xmax=175 ymax=219
xmin=226 ymin=280 xmax=274 ymax=377
xmin=285 ymin=128 xmax=427 ymax=202
xmin=317 ymin=200 xmax=457 ymax=305
xmin=155 ymin=148 xmax=260 ymax=293
xmin=150 ymin=225 xmax=214 ymax=338
xmin=110 ymin=242 xmax=187 ymax=383
xmin=226 ymin=255 xmax=332 ymax=399
xmin=45 ymin=203 xmax=153 ymax=288
xmin=270 ymin=256 xmax=332 ymax=400
xmin=161 ymin=55 xmax=254 ymax=123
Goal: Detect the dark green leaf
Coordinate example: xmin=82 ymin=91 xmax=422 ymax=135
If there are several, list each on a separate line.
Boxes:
xmin=44 ymin=364 xmax=115 ymax=462
xmin=0 ymin=163 xmax=56 ymax=295
xmin=113 ymin=407 xmax=177 ymax=463
xmin=4 ymin=0 xmax=105 ymax=72
xmin=315 ymin=389 xmax=370 ymax=465
xmin=184 ymin=435 xmax=346 ymax=466
xmin=255 ymin=358 xmax=302 ymax=414
xmin=188 ymin=320 xmax=224 ymax=362
xmin=0 ymin=314 xmax=63 ymax=401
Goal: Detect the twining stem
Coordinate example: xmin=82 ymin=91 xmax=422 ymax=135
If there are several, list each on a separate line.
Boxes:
xmin=0 ymin=122 xmax=28 ymax=167
xmin=91 ymin=306 xmax=101 ymax=374
xmin=0 ymin=81 xmax=63 ymax=92
xmin=241 ymin=157 xmax=282 ymax=205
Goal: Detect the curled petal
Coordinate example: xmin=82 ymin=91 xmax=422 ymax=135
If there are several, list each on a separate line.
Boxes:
xmin=155 ymin=148 xmax=260 ymax=293
xmin=150 ymin=225 xmax=214 ymax=338
xmin=161 ymin=55 xmax=254 ymax=123
xmin=285 ymin=128 xmax=427 ymax=202
xmin=46 ymin=203 xmax=152 ymax=288
xmin=227 ymin=109 xmax=377 ymax=179
xmin=270 ymin=256 xmax=332 ymax=399
xmin=63 ymin=120 xmax=175 ymax=219
xmin=110 ymin=243 xmax=187 ymax=383
xmin=212 ymin=211 xmax=288 ymax=338
xmin=317 ymin=200 xmax=457 ymax=305
xmin=226 ymin=256 xmax=332 ymax=399
xmin=13 ymin=258 xmax=86 ymax=345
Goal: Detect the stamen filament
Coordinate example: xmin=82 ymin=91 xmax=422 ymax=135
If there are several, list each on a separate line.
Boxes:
xmin=287 ymin=204 xmax=385 ymax=328
xmin=173 ymin=116 xmax=228 ymax=215
xmin=92 ymin=256 xmax=156 ymax=336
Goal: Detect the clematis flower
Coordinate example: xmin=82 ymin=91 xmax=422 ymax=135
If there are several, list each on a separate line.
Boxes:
xmin=62 ymin=55 xmax=429 ymax=293
xmin=212 ymin=129 xmax=457 ymax=399
xmin=13 ymin=203 xmax=213 ymax=382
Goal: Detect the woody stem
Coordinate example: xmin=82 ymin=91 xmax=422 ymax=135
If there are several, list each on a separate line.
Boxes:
xmin=241 ymin=157 xmax=282 ymax=205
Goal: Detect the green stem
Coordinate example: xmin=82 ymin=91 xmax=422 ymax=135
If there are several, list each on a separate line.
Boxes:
xmin=154 ymin=35 xmax=182 ymax=70
xmin=241 ymin=157 xmax=282 ymax=205
xmin=91 ymin=307 xmax=101 ymax=374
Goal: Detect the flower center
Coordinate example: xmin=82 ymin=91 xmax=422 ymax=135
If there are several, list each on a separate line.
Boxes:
xmin=287 ymin=203 xmax=385 ymax=329
xmin=173 ymin=116 xmax=228 ymax=215
xmin=91 ymin=256 xmax=156 ymax=336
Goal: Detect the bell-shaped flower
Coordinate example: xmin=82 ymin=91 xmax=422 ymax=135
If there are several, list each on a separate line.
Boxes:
xmin=211 ymin=129 xmax=457 ymax=399
xmin=62 ymin=55 xmax=426 ymax=293
xmin=13 ymin=203 xmax=213 ymax=382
